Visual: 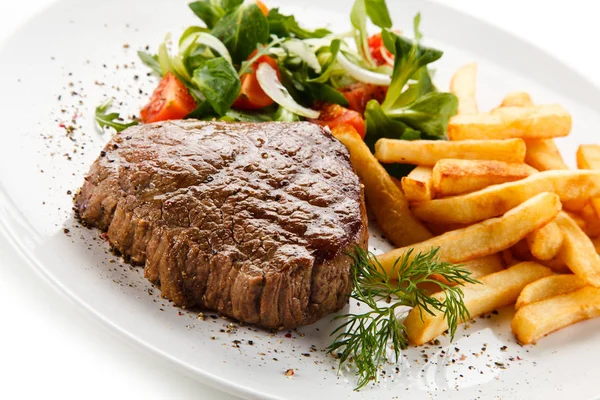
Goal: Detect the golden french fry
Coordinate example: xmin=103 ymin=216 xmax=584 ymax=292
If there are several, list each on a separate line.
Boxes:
xmin=593 ymin=237 xmax=600 ymax=254
xmin=401 ymin=166 xmax=435 ymax=202
xmin=526 ymin=221 xmax=564 ymax=261
xmin=448 ymin=105 xmax=571 ymax=141
xmin=512 ymin=286 xmax=600 ymax=344
xmin=378 ymin=192 xmax=560 ymax=275
xmin=450 ymin=63 xmax=478 ymax=115
xmin=494 ymin=92 xmax=568 ymax=172
xmin=499 ymin=91 xmax=534 ymax=108
xmin=405 ymin=262 xmax=552 ymax=345
xmin=331 ymin=125 xmax=432 ymax=247
xmin=432 ymin=159 xmax=537 ymax=197
xmin=525 ymin=139 xmax=568 ymax=171
xmin=563 ymin=198 xmax=588 ymax=213
xmin=433 ymin=254 xmax=505 ymax=285
xmin=565 ymin=211 xmax=587 ymax=231
xmin=412 ymin=170 xmax=600 ymax=225
xmin=576 ymin=144 xmax=600 ymax=219
xmin=577 ymin=144 xmax=600 ymax=170
xmin=502 ymin=249 xmax=521 ymax=267
xmin=581 ymin=203 xmax=600 ymax=237
xmin=424 ymin=222 xmax=469 ymax=235
xmin=374 ymin=139 xmax=526 ymax=166
xmin=515 ymin=274 xmax=587 ymax=310
xmin=556 ymin=212 xmax=600 ymax=286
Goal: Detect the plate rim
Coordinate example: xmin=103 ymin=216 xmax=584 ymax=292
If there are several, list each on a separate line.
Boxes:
xmin=1 ymin=0 xmax=600 ymax=399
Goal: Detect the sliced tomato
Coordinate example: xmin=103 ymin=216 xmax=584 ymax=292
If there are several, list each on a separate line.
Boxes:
xmin=339 ymin=83 xmax=388 ymax=114
xmin=256 ymin=0 xmax=269 ymax=16
xmin=309 ymin=104 xmax=366 ymax=139
xmin=368 ymin=32 xmax=393 ymax=66
xmin=140 ymin=72 xmax=197 ymax=123
xmin=232 ymin=51 xmax=280 ymax=110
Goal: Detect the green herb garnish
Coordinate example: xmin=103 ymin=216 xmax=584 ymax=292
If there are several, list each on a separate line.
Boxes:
xmin=95 ymin=99 xmax=139 ymax=132
xmin=328 ymin=247 xmax=477 ymax=390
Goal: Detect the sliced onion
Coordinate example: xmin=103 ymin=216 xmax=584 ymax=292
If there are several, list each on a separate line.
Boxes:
xmin=337 ymin=52 xmax=392 ymax=86
xmin=380 ymin=46 xmax=395 ymax=66
xmin=283 ymin=39 xmax=322 ymax=73
xmin=180 ymin=32 xmax=232 ymax=65
xmin=256 ymin=63 xmax=320 ymax=119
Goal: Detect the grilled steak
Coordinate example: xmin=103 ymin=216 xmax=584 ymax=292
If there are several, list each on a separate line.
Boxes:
xmin=75 ymin=120 xmax=368 ymax=329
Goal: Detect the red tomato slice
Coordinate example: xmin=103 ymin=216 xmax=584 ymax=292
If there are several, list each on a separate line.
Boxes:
xmin=339 ymin=83 xmax=388 ymax=114
xmin=140 ymin=72 xmax=197 ymax=123
xmin=256 ymin=0 xmax=269 ymax=16
xmin=309 ymin=104 xmax=366 ymax=139
xmin=232 ymin=51 xmax=280 ymax=110
xmin=368 ymin=32 xmax=394 ymax=66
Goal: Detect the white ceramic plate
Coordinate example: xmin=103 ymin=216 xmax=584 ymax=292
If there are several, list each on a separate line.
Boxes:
xmin=1 ymin=0 xmax=600 ymax=399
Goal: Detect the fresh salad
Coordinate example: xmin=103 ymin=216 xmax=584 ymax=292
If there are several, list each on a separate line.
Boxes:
xmin=96 ymin=0 xmax=457 ymax=177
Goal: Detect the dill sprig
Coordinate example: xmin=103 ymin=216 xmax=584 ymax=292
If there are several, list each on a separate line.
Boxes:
xmin=328 ymin=247 xmax=479 ymax=390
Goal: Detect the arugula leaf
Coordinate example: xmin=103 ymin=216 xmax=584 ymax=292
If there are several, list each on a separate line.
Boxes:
xmin=365 ymin=0 xmax=393 ymax=28
xmin=363 ymin=28 xmax=457 ymax=178
xmin=189 ymin=0 xmax=243 ymax=29
xmin=221 ymin=108 xmax=275 ymax=122
xmin=386 ymin=92 xmax=457 ymax=138
xmin=351 ymin=0 xmax=392 ymax=67
xmin=95 ymin=99 xmax=138 ymax=132
xmin=308 ymin=39 xmax=341 ymax=84
xmin=274 ymin=106 xmax=300 ymax=122
xmin=191 ymin=58 xmax=241 ymax=116
xmin=267 ymin=8 xmax=331 ymax=39
xmin=211 ymin=3 xmax=269 ymax=64
xmin=381 ymin=29 xmax=442 ymax=110
xmin=306 ymin=82 xmax=349 ymax=107
xmin=137 ymin=51 xmax=162 ymax=76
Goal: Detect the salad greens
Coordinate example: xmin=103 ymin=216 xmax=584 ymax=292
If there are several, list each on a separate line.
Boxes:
xmin=99 ymin=0 xmax=458 ymax=179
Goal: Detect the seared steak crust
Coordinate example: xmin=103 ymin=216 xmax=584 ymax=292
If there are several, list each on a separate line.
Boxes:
xmin=76 ymin=120 xmax=367 ymax=329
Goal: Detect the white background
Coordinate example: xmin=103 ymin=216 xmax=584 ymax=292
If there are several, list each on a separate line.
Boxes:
xmin=0 ymin=1 xmax=597 ymax=399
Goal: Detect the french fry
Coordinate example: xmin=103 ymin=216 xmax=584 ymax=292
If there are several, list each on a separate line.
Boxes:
xmin=576 ymin=144 xmax=600 ymax=219
xmin=556 ymin=212 xmax=600 ymax=286
xmin=539 ymin=258 xmax=571 ymax=274
xmin=581 ymin=203 xmax=600 ymax=237
xmin=593 ymin=237 xmax=600 ymax=254
xmin=425 ymin=222 xmax=469 ymax=235
xmin=495 ymin=92 xmax=568 ymax=172
xmin=563 ymin=198 xmax=588 ymax=213
xmin=377 ymin=192 xmax=561 ymax=275
xmin=526 ymin=221 xmax=564 ymax=261
xmin=401 ymin=166 xmax=435 ymax=202
xmin=512 ymin=287 xmax=600 ymax=344
xmin=405 ymin=262 xmax=552 ymax=345
xmin=565 ymin=211 xmax=587 ymax=231
xmin=450 ymin=63 xmax=478 ymax=114
xmin=577 ymin=144 xmax=600 ymax=170
xmin=525 ymin=139 xmax=569 ymax=171
xmin=433 ymin=254 xmax=505 ymax=285
xmin=515 ymin=274 xmax=587 ymax=310
xmin=499 ymin=91 xmax=534 ymax=108
xmin=502 ymin=249 xmax=521 ymax=267
xmin=331 ymin=125 xmax=432 ymax=247
xmin=374 ymin=139 xmax=526 ymax=166
xmin=432 ymin=159 xmax=537 ymax=197
xmin=411 ymin=170 xmax=600 ymax=225
xmin=448 ymin=105 xmax=571 ymax=141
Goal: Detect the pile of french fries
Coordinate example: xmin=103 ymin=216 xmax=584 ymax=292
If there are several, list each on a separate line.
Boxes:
xmin=332 ymin=62 xmax=600 ymax=346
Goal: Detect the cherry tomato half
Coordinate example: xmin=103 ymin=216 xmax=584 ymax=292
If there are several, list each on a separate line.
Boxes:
xmin=140 ymin=72 xmax=197 ymax=123
xmin=309 ymin=103 xmax=366 ymax=139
